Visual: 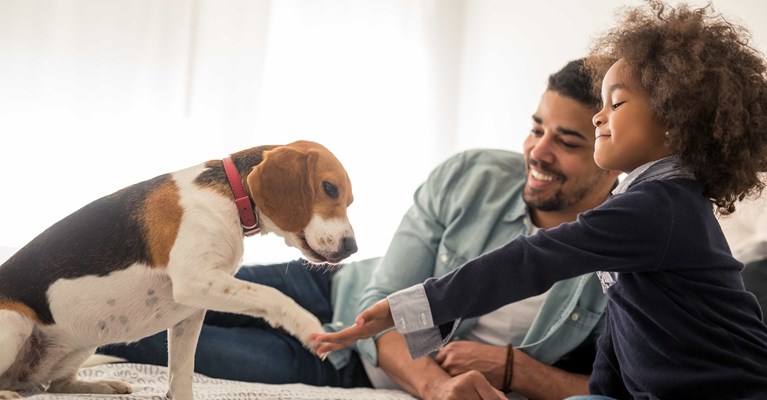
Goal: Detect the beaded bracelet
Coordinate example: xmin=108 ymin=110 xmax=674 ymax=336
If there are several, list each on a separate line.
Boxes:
xmin=502 ymin=343 xmax=514 ymax=393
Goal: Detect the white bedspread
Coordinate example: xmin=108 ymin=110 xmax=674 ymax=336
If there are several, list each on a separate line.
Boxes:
xmin=22 ymin=363 xmax=416 ymax=400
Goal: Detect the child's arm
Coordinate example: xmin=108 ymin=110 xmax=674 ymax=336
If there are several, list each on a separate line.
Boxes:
xmin=314 ymin=184 xmax=673 ymax=357
xmin=312 ymin=299 xmax=394 ymax=355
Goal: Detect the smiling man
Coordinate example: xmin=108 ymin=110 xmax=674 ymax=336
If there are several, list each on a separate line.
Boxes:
xmin=524 ymin=90 xmax=619 ymax=225
xmin=353 ymin=59 xmax=621 ymax=400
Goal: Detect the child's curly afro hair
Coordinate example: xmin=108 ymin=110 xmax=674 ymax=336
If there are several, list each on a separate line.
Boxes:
xmin=586 ymin=0 xmax=767 ymax=214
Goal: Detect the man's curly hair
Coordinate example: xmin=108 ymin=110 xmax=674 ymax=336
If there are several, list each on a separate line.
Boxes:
xmin=585 ymin=0 xmax=767 ymax=214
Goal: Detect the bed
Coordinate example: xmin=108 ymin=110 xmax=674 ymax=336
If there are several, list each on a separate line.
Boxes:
xmin=21 ymin=361 xmax=416 ymax=400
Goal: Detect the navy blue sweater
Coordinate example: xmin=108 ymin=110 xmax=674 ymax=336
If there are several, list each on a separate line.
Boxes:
xmin=424 ymin=178 xmax=767 ymax=399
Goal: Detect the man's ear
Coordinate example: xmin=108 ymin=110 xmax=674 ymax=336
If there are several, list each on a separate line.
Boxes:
xmin=247 ymin=146 xmax=314 ymax=233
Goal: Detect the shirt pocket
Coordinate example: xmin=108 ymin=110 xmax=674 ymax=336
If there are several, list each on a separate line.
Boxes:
xmin=561 ymin=304 xmax=602 ymax=332
xmin=435 ymin=241 xmax=469 ymax=277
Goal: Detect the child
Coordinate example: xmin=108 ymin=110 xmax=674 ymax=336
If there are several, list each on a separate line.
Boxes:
xmin=313 ymin=1 xmax=767 ymax=398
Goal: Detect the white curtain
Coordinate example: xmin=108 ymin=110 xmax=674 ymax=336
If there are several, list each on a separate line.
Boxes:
xmin=1 ymin=0 xmax=765 ymax=264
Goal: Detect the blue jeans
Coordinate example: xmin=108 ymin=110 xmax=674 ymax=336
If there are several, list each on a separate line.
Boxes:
xmin=98 ymin=260 xmax=370 ymax=387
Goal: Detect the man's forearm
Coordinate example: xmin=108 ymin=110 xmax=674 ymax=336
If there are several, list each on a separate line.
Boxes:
xmin=374 ymin=326 xmax=590 ymax=399
xmin=375 ymin=330 xmax=451 ymax=399
xmin=510 ymin=348 xmax=590 ymax=399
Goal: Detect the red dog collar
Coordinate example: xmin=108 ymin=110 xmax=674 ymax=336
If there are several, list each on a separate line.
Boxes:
xmin=222 ymin=157 xmax=260 ymax=237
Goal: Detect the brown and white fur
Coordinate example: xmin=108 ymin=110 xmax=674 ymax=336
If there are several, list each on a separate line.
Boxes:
xmin=0 ymin=140 xmax=356 ymax=399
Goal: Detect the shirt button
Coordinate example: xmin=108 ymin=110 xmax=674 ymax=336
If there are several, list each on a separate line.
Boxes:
xmin=440 ymin=254 xmax=449 ymax=263
xmin=571 ymin=312 xmax=580 ymax=321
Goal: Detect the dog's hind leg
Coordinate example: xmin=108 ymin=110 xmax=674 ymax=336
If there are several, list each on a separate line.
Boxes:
xmin=0 ymin=310 xmax=35 ymax=399
xmin=166 ymin=309 xmax=205 ymax=400
xmin=47 ymin=348 xmax=132 ymax=395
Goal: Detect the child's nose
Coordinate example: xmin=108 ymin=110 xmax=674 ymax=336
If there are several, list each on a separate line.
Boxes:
xmin=592 ymin=112 xmax=605 ymax=128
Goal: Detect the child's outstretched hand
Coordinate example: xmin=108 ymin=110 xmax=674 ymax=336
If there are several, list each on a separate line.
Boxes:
xmin=310 ymin=299 xmax=394 ymax=357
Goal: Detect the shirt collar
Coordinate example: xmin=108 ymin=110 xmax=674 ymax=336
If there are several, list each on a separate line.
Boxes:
xmin=613 ymin=156 xmax=695 ymax=196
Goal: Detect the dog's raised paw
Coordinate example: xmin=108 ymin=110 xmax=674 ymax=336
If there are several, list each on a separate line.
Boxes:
xmin=296 ymin=317 xmax=326 ymax=354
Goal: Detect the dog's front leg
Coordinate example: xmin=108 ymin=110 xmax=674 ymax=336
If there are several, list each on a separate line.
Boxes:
xmin=166 ymin=310 xmax=205 ymax=400
xmin=172 ymin=270 xmax=324 ymax=353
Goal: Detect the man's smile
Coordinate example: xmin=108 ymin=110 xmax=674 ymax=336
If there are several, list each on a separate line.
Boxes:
xmin=527 ymin=165 xmax=563 ymax=189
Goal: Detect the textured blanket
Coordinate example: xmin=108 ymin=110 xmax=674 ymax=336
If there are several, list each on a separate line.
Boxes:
xmin=22 ymin=363 xmax=415 ymax=400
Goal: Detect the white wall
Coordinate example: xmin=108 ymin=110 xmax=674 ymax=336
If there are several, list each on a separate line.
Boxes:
xmin=455 ymin=0 xmax=767 ymax=154
xmin=1 ymin=0 xmax=765 ymax=265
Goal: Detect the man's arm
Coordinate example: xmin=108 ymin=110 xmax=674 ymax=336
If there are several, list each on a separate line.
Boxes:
xmin=509 ymin=348 xmax=589 ymax=399
xmin=376 ymin=331 xmax=501 ymax=400
xmin=376 ymin=331 xmax=589 ymax=400
xmin=434 ymin=340 xmax=589 ymax=399
xmin=435 ymin=340 xmax=589 ymax=399
xmin=376 ymin=331 xmax=452 ymax=399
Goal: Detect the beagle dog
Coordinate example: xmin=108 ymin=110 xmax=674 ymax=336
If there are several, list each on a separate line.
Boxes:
xmin=0 ymin=140 xmax=356 ymax=399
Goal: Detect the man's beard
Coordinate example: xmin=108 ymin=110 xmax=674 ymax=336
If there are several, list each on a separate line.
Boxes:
xmin=523 ymin=188 xmax=567 ymax=211
xmin=523 ymin=177 xmax=602 ymax=212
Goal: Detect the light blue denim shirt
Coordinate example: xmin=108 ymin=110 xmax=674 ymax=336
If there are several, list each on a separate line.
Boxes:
xmin=326 ymin=149 xmax=607 ymax=369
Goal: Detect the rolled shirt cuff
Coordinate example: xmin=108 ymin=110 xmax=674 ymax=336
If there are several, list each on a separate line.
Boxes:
xmin=387 ymin=284 xmax=460 ymax=359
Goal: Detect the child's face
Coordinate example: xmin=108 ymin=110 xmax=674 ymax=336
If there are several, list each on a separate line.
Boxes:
xmin=592 ymin=59 xmax=669 ymax=173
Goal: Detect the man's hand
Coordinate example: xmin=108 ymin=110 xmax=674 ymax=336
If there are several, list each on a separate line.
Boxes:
xmin=429 ymin=371 xmax=506 ymax=400
xmin=434 ymin=341 xmax=507 ymax=389
xmin=311 ymin=299 xmax=394 ymax=355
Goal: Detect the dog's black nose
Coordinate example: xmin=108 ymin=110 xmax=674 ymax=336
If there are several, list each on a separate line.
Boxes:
xmin=340 ymin=236 xmax=358 ymax=257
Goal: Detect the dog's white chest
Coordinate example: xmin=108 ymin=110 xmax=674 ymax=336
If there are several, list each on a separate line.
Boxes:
xmin=46 ymin=264 xmax=195 ymax=347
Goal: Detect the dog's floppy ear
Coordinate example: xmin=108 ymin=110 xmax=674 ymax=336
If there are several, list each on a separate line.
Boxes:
xmin=247 ymin=146 xmax=314 ymax=233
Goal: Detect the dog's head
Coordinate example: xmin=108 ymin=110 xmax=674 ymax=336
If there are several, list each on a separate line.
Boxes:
xmin=246 ymin=140 xmax=356 ymax=264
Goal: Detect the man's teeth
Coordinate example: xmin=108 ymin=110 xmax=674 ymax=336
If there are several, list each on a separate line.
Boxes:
xmin=531 ymin=169 xmax=555 ymax=182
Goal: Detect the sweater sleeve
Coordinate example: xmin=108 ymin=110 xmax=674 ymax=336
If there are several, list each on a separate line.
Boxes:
xmin=423 ymin=182 xmax=674 ymax=335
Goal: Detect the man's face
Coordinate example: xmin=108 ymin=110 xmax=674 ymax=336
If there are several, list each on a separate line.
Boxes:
xmin=523 ymin=90 xmax=615 ymax=214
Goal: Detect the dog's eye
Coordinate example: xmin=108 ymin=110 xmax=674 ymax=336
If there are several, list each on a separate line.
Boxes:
xmin=323 ymin=181 xmax=339 ymax=199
